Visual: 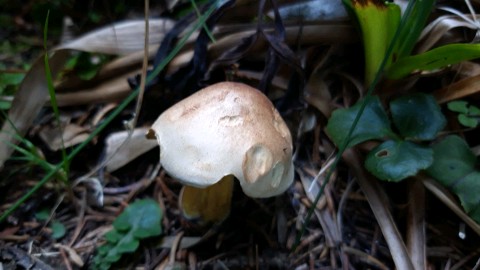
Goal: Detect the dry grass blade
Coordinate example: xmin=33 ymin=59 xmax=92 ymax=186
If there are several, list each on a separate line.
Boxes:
xmin=417 ymin=14 xmax=480 ymax=53
xmin=343 ymin=149 xmax=415 ymax=270
xmin=39 ymin=124 xmax=90 ymax=151
xmin=406 ymin=179 xmax=426 ymax=270
xmin=419 ymin=176 xmax=480 ymax=236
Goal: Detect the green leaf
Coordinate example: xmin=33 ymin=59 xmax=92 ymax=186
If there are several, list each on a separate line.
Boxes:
xmin=427 ymin=136 xmax=480 ymax=223
xmin=451 ymin=172 xmax=480 ymax=215
xmin=105 ymin=229 xmax=123 ymax=243
xmin=51 ymin=221 xmax=66 ymax=239
xmin=115 ymin=235 xmax=139 ymax=253
xmin=94 ymin=199 xmax=163 ymax=269
xmin=390 ymin=93 xmax=446 ymax=140
xmin=469 ymin=105 xmax=480 ymax=116
xmin=0 ymin=100 xmax=11 ymax=110
xmin=428 ymin=135 xmax=476 ymax=175
xmin=342 ymin=0 xmax=400 ymax=85
xmin=326 ymin=96 xmax=392 ymax=148
xmin=458 ymin=114 xmax=478 ymax=128
xmin=0 ymin=73 xmax=25 ymax=91
xmin=113 ymin=199 xmax=162 ymax=237
xmin=426 ymin=135 xmax=476 ymax=186
xmin=392 ymin=0 xmax=435 ymax=59
xmin=365 ymin=140 xmax=433 ymax=182
xmin=387 ymin=43 xmax=480 ymax=80
xmin=35 ymin=209 xmax=50 ymax=221
xmin=447 ymin=101 xmax=469 ymax=114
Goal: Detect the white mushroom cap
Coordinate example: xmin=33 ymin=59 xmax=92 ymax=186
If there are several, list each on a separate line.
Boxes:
xmin=150 ymin=82 xmax=294 ymax=198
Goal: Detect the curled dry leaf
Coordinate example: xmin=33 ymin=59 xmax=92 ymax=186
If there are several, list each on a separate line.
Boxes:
xmin=58 ymin=19 xmax=176 ymax=55
xmin=417 ymin=15 xmax=479 ymax=53
xmin=105 ymin=127 xmax=158 ymax=172
xmin=38 ymin=124 xmax=90 ymax=152
xmin=55 ymin=71 xmax=137 ymax=106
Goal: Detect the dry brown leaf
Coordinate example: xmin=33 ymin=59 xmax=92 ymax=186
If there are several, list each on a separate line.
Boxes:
xmin=417 ymin=14 xmax=479 ymax=53
xmin=55 ymin=71 xmax=136 ymax=106
xmin=54 ymin=244 xmax=84 ymax=267
xmin=38 ymin=124 xmax=90 ymax=152
xmin=434 ymin=73 xmax=480 ymax=104
xmin=0 ymin=50 xmax=69 ymax=169
xmin=105 ymin=127 xmax=158 ymax=172
xmin=58 ymin=19 xmax=175 ymax=55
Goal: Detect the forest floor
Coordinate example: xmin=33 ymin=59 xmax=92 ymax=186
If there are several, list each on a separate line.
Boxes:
xmin=0 ymin=1 xmax=479 ymax=269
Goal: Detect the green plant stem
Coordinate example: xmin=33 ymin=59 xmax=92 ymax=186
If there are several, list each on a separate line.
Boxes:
xmin=44 ymin=10 xmax=69 ymax=178
xmin=0 ymin=1 xmax=219 ymax=223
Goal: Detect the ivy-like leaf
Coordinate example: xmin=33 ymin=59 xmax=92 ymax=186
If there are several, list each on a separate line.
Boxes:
xmin=451 ymin=172 xmax=480 ymax=215
xmin=105 ymin=229 xmax=123 ymax=243
xmin=390 ymin=93 xmax=446 ymax=140
xmin=458 ymin=114 xmax=478 ymax=128
xmin=326 ymin=96 xmax=392 ymax=148
xmin=93 ymin=199 xmax=163 ymax=269
xmin=427 ymin=135 xmax=480 ymax=222
xmin=113 ymin=199 xmax=162 ymax=238
xmin=365 ymin=140 xmax=433 ymax=182
xmin=426 ymin=135 xmax=476 ymax=186
xmin=447 ymin=101 xmax=469 ymax=114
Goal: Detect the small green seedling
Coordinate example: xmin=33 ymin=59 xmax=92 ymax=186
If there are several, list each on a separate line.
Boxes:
xmin=93 ymin=199 xmax=163 ymax=270
xmin=35 ymin=209 xmax=66 ymax=239
xmin=447 ymin=100 xmax=480 ymax=128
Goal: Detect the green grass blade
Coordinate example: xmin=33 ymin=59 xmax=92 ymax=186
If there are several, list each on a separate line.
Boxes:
xmin=387 ymin=43 xmax=480 ymax=80
xmin=394 ymin=0 xmax=436 ymax=59
xmin=190 ymin=0 xmax=216 ymax=43
xmin=43 ymin=10 xmax=69 ymax=177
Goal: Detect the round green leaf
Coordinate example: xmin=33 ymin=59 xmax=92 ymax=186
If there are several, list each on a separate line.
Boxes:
xmin=326 ymin=96 xmax=392 ymax=148
xmin=390 ymin=93 xmax=446 ymax=140
xmin=51 ymin=221 xmax=66 ymax=239
xmin=451 ymin=171 xmax=480 ymax=214
xmin=458 ymin=114 xmax=478 ymax=128
xmin=426 ymin=135 xmax=476 ymax=186
xmin=113 ymin=199 xmax=162 ymax=238
xmin=469 ymin=105 xmax=480 ymax=116
xmin=105 ymin=229 xmax=123 ymax=243
xmin=447 ymin=100 xmax=469 ymax=114
xmin=365 ymin=140 xmax=433 ymax=182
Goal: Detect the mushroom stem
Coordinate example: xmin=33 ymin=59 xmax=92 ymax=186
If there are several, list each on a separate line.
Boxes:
xmin=179 ymin=175 xmax=234 ymax=224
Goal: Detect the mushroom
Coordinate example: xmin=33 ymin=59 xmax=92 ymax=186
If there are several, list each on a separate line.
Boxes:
xmin=148 ymin=82 xmax=294 ymax=221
